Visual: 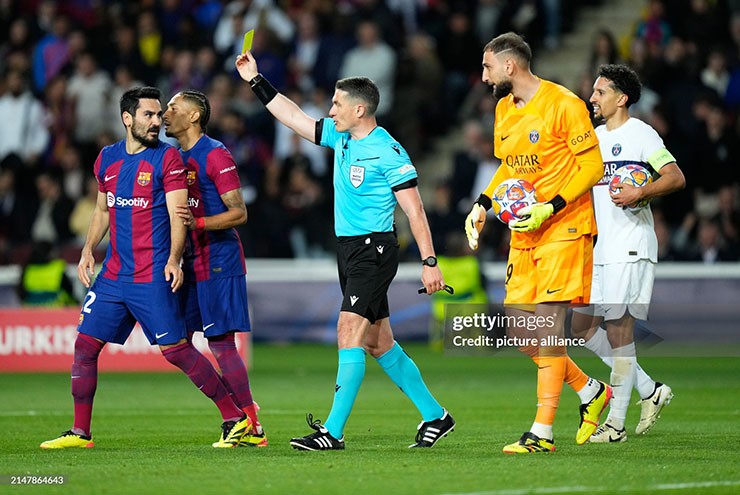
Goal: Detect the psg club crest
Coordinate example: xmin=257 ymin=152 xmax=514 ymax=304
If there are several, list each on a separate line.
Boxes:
xmin=350 ymin=165 xmax=365 ymax=188
xmin=137 ymin=171 xmax=152 ymax=186
xmin=612 ymin=143 xmax=622 ymax=156
xmin=529 ymin=130 xmax=540 ymax=144
xmin=186 ymin=170 xmax=197 ymax=185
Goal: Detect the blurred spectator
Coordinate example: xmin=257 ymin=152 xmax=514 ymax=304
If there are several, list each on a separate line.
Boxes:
xmin=280 ymin=137 xmax=329 ymax=258
xmin=426 ymin=180 xmax=465 ymax=256
xmin=69 ymin=175 xmax=106 ymax=246
xmin=137 ymin=10 xmax=162 ymax=69
xmin=339 ymin=20 xmax=396 ymax=119
xmin=701 ymin=46 xmax=731 ymax=98
xmin=287 ymin=11 xmax=323 ymax=92
xmin=16 ymin=240 xmax=77 ymax=307
xmin=0 ymin=166 xmax=35 ymax=260
xmin=108 ymin=65 xmax=145 ymax=141
xmin=58 ymin=145 xmax=85 ymax=200
xmin=0 ymin=17 xmax=33 ymax=75
xmin=106 ymin=25 xmax=147 ymax=83
xmin=0 ymin=69 xmax=49 ymax=165
xmin=31 ymin=12 xmax=71 ymax=92
xmin=394 ymin=32 xmax=444 ymax=157
xmin=273 ymin=88 xmax=328 ymax=179
xmin=653 ymin=209 xmax=682 ymax=261
xmin=311 ymin=14 xmax=354 ymax=93
xmin=44 ymin=74 xmax=75 ymax=165
xmin=635 ymin=0 xmax=672 ymax=52
xmin=690 ymin=219 xmax=739 ymax=262
xmin=714 ymin=185 xmax=740 ymax=247
xmin=437 ymin=10 xmax=481 ymax=125
xmin=587 ymin=29 xmax=622 ymax=76
xmin=30 ymin=170 xmax=74 ymax=245
xmin=66 ymin=52 xmax=112 ymax=166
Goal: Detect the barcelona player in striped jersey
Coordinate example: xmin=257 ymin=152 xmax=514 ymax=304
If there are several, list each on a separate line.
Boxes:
xmin=40 ymin=87 xmax=250 ymax=449
xmin=163 ymin=90 xmax=266 ymax=447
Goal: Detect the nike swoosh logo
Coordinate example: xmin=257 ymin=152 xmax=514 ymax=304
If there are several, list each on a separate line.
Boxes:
xmin=546 ymin=288 xmax=562 ymax=294
xmin=202 ymin=323 xmax=215 ymax=331
xmin=155 ymin=332 xmax=168 ymax=339
xmin=652 ymin=395 xmax=661 ymax=406
xmin=537 ymin=365 xmax=551 ymax=369
xmin=500 ymin=135 xmax=509 ymax=141
xmin=356 ymin=157 xmax=380 ymax=162
xmin=608 ymin=435 xmax=621 ymax=442
xmin=104 ymin=174 xmax=116 ymax=182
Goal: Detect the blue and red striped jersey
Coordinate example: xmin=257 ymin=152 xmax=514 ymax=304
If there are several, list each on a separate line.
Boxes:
xmin=181 ymin=135 xmax=246 ymax=281
xmin=94 ymin=140 xmax=187 ymax=283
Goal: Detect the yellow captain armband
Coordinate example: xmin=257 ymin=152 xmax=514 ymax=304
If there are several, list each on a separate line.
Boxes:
xmin=647 ymin=148 xmax=676 ymax=172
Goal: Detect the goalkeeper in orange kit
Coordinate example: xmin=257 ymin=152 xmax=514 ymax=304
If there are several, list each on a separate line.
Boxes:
xmin=466 ymin=32 xmax=611 ymax=453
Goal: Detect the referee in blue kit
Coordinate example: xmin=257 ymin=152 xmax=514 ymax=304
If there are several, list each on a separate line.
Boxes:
xmin=236 ymin=52 xmax=456 ymax=451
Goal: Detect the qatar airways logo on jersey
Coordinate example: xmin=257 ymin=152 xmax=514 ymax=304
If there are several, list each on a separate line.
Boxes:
xmin=504 ymin=154 xmax=542 ymax=174
xmin=106 ymin=191 xmax=150 ymax=209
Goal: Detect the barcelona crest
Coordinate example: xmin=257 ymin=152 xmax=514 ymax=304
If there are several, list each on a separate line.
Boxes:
xmin=137 ymin=171 xmax=152 ymax=186
xmin=186 ymin=170 xmax=197 ymax=185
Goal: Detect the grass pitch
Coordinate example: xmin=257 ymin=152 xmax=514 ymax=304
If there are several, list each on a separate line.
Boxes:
xmin=1 ymin=344 xmax=739 ymax=495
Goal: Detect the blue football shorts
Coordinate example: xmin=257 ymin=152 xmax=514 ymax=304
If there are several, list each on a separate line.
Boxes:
xmin=77 ymin=276 xmax=187 ymax=346
xmin=180 ymin=275 xmax=251 ymax=337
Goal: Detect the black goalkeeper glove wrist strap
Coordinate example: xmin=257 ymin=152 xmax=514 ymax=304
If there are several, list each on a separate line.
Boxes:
xmin=547 ymin=194 xmax=566 ymax=214
xmin=249 ymin=73 xmax=278 ymax=105
xmin=476 ymin=194 xmax=492 ymax=211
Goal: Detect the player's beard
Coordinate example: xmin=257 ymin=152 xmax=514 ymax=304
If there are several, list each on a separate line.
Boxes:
xmin=493 ymin=80 xmax=513 ymax=99
xmin=132 ymin=121 xmax=160 ymax=148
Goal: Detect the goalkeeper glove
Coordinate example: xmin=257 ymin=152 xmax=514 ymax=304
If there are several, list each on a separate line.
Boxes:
xmin=465 ymin=203 xmax=487 ymax=250
xmin=508 ymin=203 xmax=553 ymax=232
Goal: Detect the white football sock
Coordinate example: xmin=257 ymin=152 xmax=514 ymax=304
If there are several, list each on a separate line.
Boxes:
xmin=607 ymin=343 xmax=637 ymax=430
xmin=585 ymin=327 xmax=655 ymax=399
xmin=530 ymin=421 xmax=553 ymax=440
xmin=576 ymin=377 xmax=601 ymax=404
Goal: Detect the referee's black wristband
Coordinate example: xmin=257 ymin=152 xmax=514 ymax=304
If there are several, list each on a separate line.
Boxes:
xmin=249 ymin=74 xmax=278 ymax=105
xmin=547 ymin=194 xmax=566 ymax=214
xmin=475 ymin=194 xmax=492 ymax=211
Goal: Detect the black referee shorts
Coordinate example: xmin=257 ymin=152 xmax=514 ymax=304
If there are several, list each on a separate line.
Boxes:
xmin=336 ymin=231 xmax=399 ymax=323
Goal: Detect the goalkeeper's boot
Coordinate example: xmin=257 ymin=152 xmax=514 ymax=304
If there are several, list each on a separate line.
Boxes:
xmin=290 ymin=414 xmax=344 ymax=451
xmin=212 ymin=415 xmax=251 ymax=448
xmin=576 ymin=380 xmax=612 ymax=445
xmin=635 ymin=382 xmax=673 ymax=435
xmin=589 ymin=423 xmax=627 ymax=443
xmin=40 ymin=430 xmax=94 ymax=449
xmin=503 ymin=432 xmax=555 ymax=453
xmin=408 ymin=409 xmax=455 ymax=448
xmin=239 ymin=424 xmax=268 ymax=447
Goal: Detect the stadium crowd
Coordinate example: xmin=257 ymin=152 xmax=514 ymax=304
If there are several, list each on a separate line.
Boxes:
xmin=0 ymin=0 xmax=739 ymax=265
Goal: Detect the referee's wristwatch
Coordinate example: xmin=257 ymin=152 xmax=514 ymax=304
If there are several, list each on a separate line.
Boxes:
xmin=422 ymin=256 xmax=438 ymax=267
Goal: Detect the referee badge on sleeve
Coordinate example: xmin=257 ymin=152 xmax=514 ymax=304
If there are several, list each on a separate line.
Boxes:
xmin=350 ymin=165 xmax=365 ymax=188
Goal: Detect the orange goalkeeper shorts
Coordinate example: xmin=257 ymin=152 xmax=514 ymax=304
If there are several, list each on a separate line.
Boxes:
xmin=504 ymin=235 xmax=593 ymax=306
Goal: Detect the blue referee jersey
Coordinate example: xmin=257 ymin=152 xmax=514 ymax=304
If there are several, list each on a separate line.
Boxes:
xmin=318 ymin=118 xmax=418 ymax=236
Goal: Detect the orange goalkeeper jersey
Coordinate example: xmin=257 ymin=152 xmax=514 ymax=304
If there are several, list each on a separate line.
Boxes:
xmin=485 ymin=79 xmax=599 ymax=249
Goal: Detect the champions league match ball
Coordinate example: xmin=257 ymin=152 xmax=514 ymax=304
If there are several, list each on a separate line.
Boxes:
xmin=609 ymin=164 xmax=653 ymax=209
xmin=491 ymin=178 xmax=538 ymax=224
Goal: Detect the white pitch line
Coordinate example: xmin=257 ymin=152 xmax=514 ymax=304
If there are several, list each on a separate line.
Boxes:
xmin=442 ymin=480 xmax=740 ymax=495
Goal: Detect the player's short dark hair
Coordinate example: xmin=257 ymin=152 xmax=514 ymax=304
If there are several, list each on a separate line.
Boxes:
xmin=484 ymin=32 xmax=532 ymax=66
xmin=335 ymin=77 xmax=379 ymax=116
xmin=120 ymin=86 xmax=161 ymax=117
xmin=598 ymin=64 xmax=642 ymax=108
xmin=179 ymin=90 xmax=211 ymax=132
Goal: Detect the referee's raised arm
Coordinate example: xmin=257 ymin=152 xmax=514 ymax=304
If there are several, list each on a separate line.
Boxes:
xmin=235 ymin=51 xmax=317 ymax=143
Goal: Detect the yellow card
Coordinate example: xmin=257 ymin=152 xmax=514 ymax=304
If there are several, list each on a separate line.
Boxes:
xmin=242 ymin=29 xmax=254 ymax=53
